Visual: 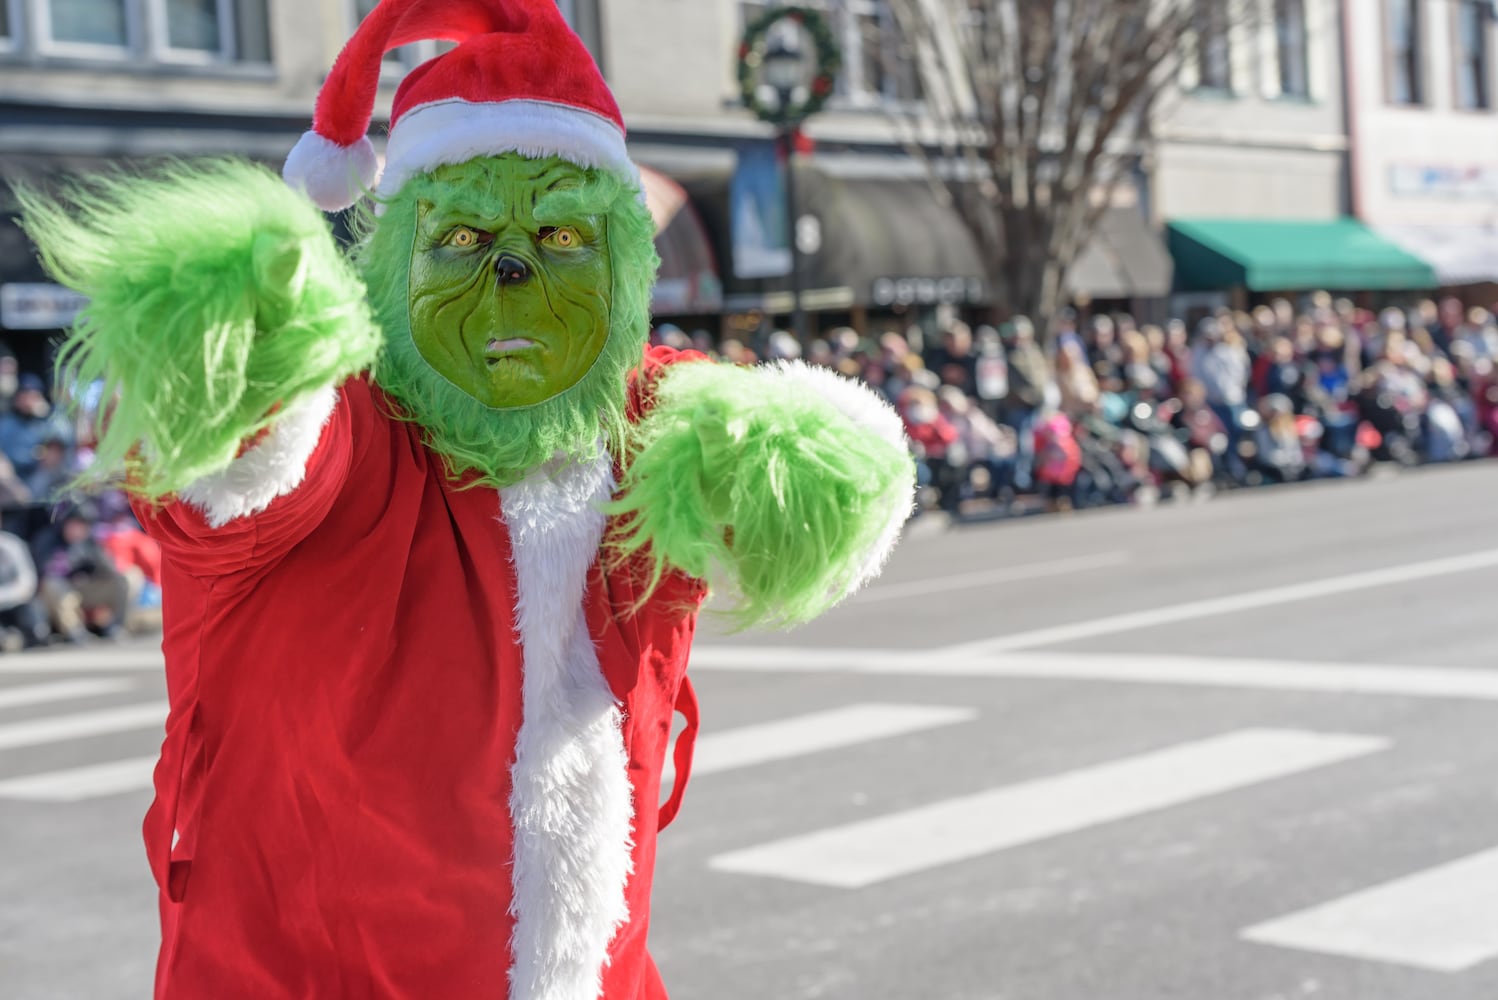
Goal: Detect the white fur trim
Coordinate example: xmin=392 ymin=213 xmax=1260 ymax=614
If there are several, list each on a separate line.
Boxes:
xmin=501 ymin=450 xmax=633 ymax=1000
xmin=769 ymin=360 xmax=914 ymax=592
xmin=377 ymin=99 xmax=640 ymax=202
xmin=178 ymin=385 xmax=339 ymax=529
xmin=283 ymin=131 xmax=380 ymax=212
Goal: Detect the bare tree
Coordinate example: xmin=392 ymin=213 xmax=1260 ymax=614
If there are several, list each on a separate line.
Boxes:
xmin=884 ymin=0 xmax=1253 ymax=340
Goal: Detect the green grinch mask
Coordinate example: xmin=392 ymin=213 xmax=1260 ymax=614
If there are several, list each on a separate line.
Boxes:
xmin=408 ymin=157 xmax=614 ymax=409
xmin=353 ymin=154 xmax=659 ymax=488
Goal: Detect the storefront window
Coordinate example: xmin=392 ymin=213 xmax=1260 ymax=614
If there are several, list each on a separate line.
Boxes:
xmin=1386 ymin=0 xmax=1423 ymax=105
xmin=1456 ymin=0 xmax=1490 ymax=110
xmin=1275 ymin=0 xmax=1309 ymax=98
xmin=1195 ymin=0 xmax=1232 ymax=92
xmin=46 ymin=0 xmax=130 ymax=49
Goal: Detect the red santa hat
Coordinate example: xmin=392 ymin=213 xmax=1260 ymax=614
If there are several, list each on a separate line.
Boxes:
xmin=284 ymin=0 xmax=635 ymax=212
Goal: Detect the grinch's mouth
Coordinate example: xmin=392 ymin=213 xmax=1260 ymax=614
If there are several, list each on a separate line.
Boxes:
xmin=485 ymin=337 xmax=537 ymax=361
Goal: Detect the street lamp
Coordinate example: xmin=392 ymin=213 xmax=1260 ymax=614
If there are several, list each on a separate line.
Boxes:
xmin=762 ymin=32 xmax=811 ymax=342
xmin=737 ymin=8 xmax=841 ymax=342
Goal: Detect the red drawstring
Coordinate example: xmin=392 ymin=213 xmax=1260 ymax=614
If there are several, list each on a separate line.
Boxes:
xmin=658 ymin=678 xmax=698 ymax=830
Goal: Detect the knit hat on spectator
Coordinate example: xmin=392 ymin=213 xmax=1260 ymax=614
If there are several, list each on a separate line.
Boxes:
xmin=283 ymin=0 xmax=634 ymax=212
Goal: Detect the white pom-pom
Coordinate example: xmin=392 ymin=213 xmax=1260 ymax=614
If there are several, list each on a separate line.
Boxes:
xmin=283 ymin=131 xmax=380 ymax=212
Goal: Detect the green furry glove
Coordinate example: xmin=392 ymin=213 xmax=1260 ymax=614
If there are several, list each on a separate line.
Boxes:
xmin=611 ymin=359 xmax=915 ymax=629
xmin=18 ymin=159 xmax=380 ymax=498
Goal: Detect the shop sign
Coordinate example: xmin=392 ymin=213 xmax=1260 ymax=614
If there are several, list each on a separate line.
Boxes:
xmin=1389 ymin=164 xmax=1498 ymax=200
xmin=0 ymin=283 xmax=88 ymax=330
xmin=871 ymin=276 xmax=984 ymax=307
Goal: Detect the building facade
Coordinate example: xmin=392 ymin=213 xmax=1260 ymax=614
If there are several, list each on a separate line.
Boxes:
xmin=1345 ymin=0 xmax=1498 ymax=298
xmin=1153 ymin=0 xmax=1436 ymax=309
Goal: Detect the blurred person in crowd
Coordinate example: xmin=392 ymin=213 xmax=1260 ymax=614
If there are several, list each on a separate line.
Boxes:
xmin=718 ymin=338 xmax=752 ymax=366
xmin=1088 ymin=314 xmax=1124 ymax=385
xmin=899 ymin=385 xmax=961 ymax=510
xmin=1251 ymin=395 xmax=1308 ymax=484
xmin=1001 ymin=317 xmax=1052 ymax=491
xmin=0 ymin=374 xmax=66 ymax=481
xmin=95 ymin=491 xmax=163 ymax=632
xmin=972 ymin=325 xmax=1009 ymax=418
xmin=689 ymin=329 xmax=715 ymax=357
xmin=927 ymin=320 xmax=977 ymax=394
xmin=24 ymin=429 xmax=76 ymax=502
xmin=1192 ymin=316 xmax=1251 ymax=461
xmin=1423 ymin=357 xmax=1472 ymax=463
xmin=35 ymin=501 xmax=131 ymax=643
xmin=1056 ymin=338 xmax=1100 ymax=419
xmin=0 ymin=353 xmax=19 ymax=414
xmin=1453 ymin=308 xmax=1496 ymax=361
xmin=1121 ymin=328 xmax=1161 ymax=396
xmin=0 ymin=528 xmax=47 ymax=650
xmin=937 ymin=384 xmax=1016 ymax=505
xmin=1031 ymin=408 xmax=1082 ymax=512
xmin=1163 ymin=319 xmax=1193 ymax=387
xmin=766 ymin=330 xmax=801 ymax=361
xmin=805 ymin=338 xmax=835 ymax=369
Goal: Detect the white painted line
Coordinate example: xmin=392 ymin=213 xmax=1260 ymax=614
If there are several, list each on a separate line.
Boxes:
xmin=947 ymin=547 xmax=1498 ymax=654
xmin=855 ymin=552 xmax=1130 ymax=604
xmin=0 ymin=678 xmax=134 ymax=710
xmin=0 ymin=702 xmax=167 ymax=751
xmin=1242 ymin=846 xmax=1498 ymax=972
xmin=0 ymin=648 xmax=163 ymax=674
xmin=709 ymin=729 xmax=1388 ymax=889
xmin=690 ymin=648 xmax=1498 ymax=702
xmin=693 ymin=704 xmax=976 ymax=776
xmin=0 ymin=755 xmax=157 ymax=802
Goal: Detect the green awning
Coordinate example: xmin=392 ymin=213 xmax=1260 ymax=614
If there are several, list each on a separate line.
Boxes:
xmin=1167 ymin=218 xmax=1438 ymax=292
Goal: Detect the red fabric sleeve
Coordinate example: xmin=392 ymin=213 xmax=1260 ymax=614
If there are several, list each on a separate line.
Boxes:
xmin=625 ymin=344 xmax=710 ymax=423
xmin=133 ymin=380 xmax=370 ymax=579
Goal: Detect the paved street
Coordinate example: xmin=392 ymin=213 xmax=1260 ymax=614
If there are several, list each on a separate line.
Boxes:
xmin=4 ymin=465 xmax=1498 ymax=999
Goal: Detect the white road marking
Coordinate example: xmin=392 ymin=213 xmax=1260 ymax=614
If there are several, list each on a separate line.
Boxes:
xmin=946 ymin=547 xmax=1498 ymax=654
xmin=0 ymin=755 xmax=157 ymax=802
xmin=0 ymin=648 xmax=163 ymax=674
xmin=0 ymin=702 xmax=168 ymax=751
xmin=0 ymin=679 xmax=134 ymax=710
xmin=1242 ymin=846 xmax=1498 ymax=972
xmin=854 ymin=552 xmax=1130 ymax=604
xmin=688 ymin=648 xmax=1498 ymax=702
xmin=709 ymin=729 xmax=1388 ymax=889
xmin=692 ymin=704 xmax=976 ymax=776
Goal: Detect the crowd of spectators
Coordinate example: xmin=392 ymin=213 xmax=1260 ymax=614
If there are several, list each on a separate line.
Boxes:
xmin=0 ymin=354 xmax=161 ymax=651
xmin=653 ymin=292 xmax=1498 ymax=516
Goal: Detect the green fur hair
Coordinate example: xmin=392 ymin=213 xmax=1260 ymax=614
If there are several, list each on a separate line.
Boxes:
xmin=17 ymin=159 xmax=380 ymax=498
xmin=351 ymin=155 xmax=658 ymax=488
xmin=610 ymin=361 xmax=915 ymax=630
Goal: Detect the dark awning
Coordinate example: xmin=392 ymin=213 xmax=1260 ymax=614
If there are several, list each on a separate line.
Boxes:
xmin=1167 ymin=217 xmax=1438 ymax=292
xmin=684 ymin=165 xmax=989 ymax=311
xmin=638 ymin=165 xmax=723 ymax=316
xmin=1067 ymin=207 xmax=1174 ymax=299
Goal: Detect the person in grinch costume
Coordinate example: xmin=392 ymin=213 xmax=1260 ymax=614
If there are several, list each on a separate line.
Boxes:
xmin=19 ymin=2 xmax=914 ymax=998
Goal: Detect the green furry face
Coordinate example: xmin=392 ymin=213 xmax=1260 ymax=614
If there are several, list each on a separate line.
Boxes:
xmin=409 ymin=158 xmax=614 ymax=408
xmin=352 ymin=154 xmax=660 ymax=488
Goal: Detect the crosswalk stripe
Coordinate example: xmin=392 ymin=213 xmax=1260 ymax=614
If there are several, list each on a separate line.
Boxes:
xmin=0 ymin=702 xmax=167 ymax=751
xmin=709 ymin=728 xmax=1389 ymax=889
xmin=0 ymin=755 xmax=158 ymax=802
xmin=0 ymin=679 xmax=135 ymax=711
xmin=1241 ymin=846 xmax=1498 ymax=972
xmin=687 ymin=648 xmax=1498 ymax=703
xmin=0 ymin=648 xmax=163 ymax=674
xmin=692 ymin=704 xmax=976 ymax=776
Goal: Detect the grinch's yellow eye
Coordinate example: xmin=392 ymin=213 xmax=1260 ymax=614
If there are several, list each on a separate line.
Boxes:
xmin=448 ymin=227 xmax=478 ymax=248
xmin=544 ymin=227 xmax=580 ymax=249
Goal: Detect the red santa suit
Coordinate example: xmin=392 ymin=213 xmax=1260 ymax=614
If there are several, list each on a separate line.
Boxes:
xmin=139 ymin=347 xmax=707 ymax=1000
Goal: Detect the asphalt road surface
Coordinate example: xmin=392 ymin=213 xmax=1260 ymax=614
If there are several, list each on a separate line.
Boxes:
xmin=4 ymin=464 xmax=1498 ymax=1000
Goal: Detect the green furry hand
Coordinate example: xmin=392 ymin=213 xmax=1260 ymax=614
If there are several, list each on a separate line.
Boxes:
xmin=612 ymin=360 xmax=915 ymax=630
xmin=18 ymin=160 xmax=380 ymax=498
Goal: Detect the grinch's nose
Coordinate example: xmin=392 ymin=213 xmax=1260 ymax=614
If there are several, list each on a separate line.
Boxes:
xmin=495 ymin=253 xmax=530 ymax=286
